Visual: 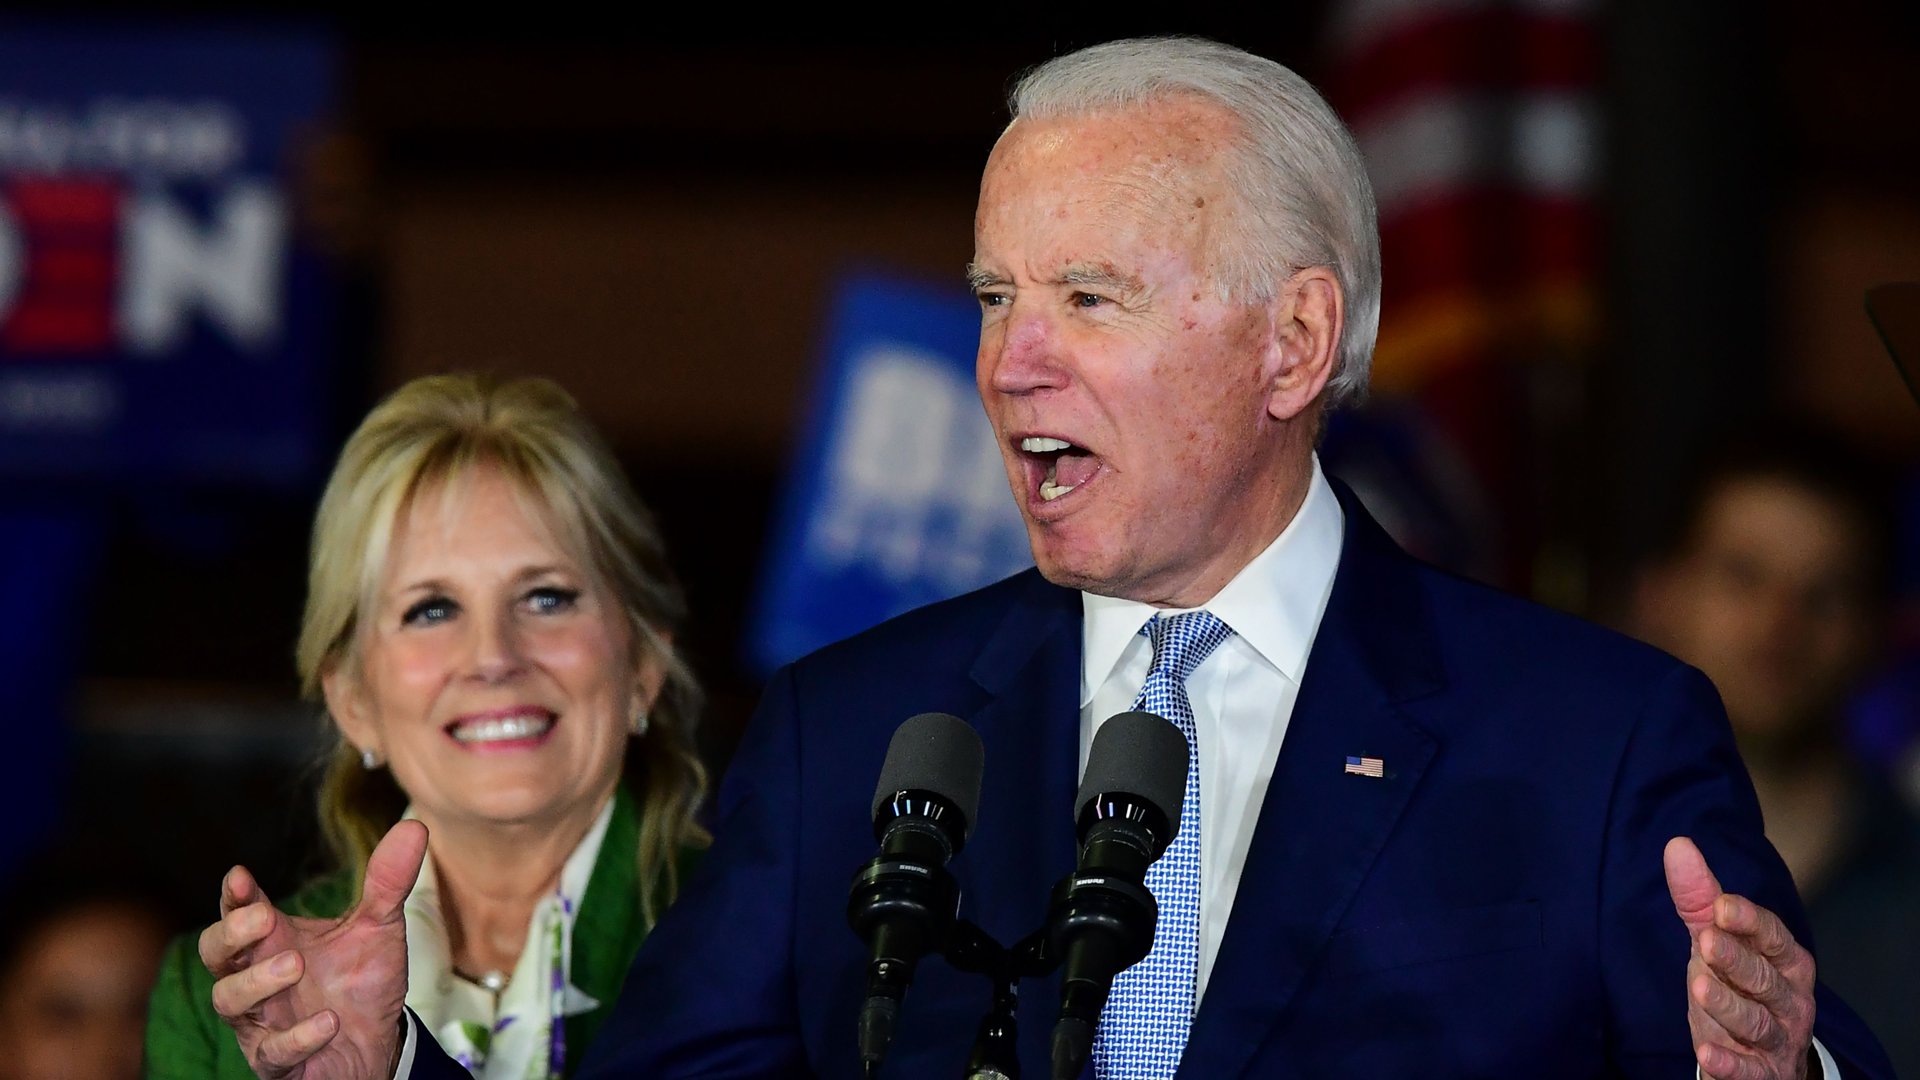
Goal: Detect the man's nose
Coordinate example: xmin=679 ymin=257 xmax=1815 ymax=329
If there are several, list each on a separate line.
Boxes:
xmin=986 ymin=309 xmax=1070 ymax=395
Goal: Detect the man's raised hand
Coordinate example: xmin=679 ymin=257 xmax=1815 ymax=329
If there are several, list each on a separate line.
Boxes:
xmin=1664 ymin=837 xmax=1819 ymax=1080
xmin=200 ymin=820 xmax=427 ymax=1080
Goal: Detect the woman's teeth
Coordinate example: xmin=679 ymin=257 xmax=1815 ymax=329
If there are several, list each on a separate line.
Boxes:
xmin=451 ymin=714 xmax=554 ymax=744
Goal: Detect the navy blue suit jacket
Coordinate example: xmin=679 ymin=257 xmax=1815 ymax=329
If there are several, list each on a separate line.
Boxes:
xmin=415 ymin=485 xmax=1894 ymax=1078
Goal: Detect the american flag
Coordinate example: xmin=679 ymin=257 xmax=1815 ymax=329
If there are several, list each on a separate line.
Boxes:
xmin=1345 ymin=756 xmax=1386 ymax=778
xmin=1321 ymin=0 xmax=1601 ymax=395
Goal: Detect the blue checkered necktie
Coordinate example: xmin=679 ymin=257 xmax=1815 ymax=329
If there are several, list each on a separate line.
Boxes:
xmin=1092 ymin=610 xmax=1234 ymax=1080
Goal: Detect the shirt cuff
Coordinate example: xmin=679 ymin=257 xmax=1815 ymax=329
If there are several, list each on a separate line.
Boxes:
xmin=391 ymin=1007 xmax=419 ymax=1080
xmin=1814 ymin=1036 xmax=1839 ymax=1079
xmin=1692 ymin=1039 xmax=1837 ymax=1080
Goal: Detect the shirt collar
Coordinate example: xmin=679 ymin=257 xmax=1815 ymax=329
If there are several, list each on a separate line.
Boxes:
xmin=1079 ymin=455 xmax=1346 ymax=707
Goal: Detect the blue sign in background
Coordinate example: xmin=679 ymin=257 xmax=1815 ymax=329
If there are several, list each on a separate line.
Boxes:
xmin=750 ymin=273 xmax=1033 ymax=675
xmin=0 ymin=24 xmax=334 ymax=876
xmin=0 ymin=24 xmax=333 ymax=485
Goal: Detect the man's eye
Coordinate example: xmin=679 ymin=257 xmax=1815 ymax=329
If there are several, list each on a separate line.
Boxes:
xmin=402 ymin=596 xmax=457 ymax=626
xmin=977 ymin=291 xmax=1010 ymax=308
xmin=1072 ymin=292 xmax=1105 ymax=308
xmin=525 ymin=587 xmax=580 ymax=614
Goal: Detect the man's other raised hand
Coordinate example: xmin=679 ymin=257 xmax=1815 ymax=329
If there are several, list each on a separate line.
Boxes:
xmin=199 ymin=820 xmax=426 ymax=1080
xmin=1665 ymin=837 xmax=1820 ymax=1080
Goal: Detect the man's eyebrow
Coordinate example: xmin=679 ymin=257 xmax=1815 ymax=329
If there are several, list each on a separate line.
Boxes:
xmin=965 ymin=263 xmax=1007 ymax=291
xmin=962 ymin=263 xmax=1145 ymax=293
xmin=1057 ymin=265 xmax=1143 ymax=292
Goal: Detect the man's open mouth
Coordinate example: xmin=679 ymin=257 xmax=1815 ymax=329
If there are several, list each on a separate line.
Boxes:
xmin=1018 ymin=436 xmax=1102 ymax=503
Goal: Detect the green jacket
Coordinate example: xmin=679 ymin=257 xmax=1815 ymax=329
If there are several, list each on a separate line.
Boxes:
xmin=144 ymin=786 xmax=695 ymax=1079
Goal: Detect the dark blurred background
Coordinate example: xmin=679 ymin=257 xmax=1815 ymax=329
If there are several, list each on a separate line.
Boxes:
xmin=0 ymin=1 xmax=1915 ymax=1073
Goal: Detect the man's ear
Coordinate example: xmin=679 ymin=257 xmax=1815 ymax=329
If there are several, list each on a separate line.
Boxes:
xmin=321 ymin=662 xmax=380 ymax=756
xmin=1266 ymin=266 xmax=1344 ymax=423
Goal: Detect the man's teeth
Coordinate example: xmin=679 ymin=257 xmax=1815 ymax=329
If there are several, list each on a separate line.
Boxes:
xmin=1037 ymin=446 xmax=1078 ymax=502
xmin=451 ymin=714 xmax=554 ymax=744
xmin=1020 ymin=436 xmax=1073 ymax=452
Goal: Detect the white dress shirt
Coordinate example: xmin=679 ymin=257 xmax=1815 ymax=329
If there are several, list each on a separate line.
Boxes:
xmin=1080 ymin=455 xmax=1344 ymax=999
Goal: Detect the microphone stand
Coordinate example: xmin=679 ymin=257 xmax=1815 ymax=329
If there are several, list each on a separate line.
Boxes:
xmin=858 ymin=711 xmax=1185 ymax=1079
xmin=941 ymin=920 xmax=1059 ymax=1080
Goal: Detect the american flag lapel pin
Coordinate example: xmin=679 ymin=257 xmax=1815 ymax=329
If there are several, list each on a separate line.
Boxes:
xmin=1344 ymin=755 xmax=1385 ymax=778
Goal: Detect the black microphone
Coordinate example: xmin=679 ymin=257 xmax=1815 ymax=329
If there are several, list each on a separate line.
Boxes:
xmin=846 ymin=712 xmax=985 ymax=1078
xmin=1046 ymin=711 xmax=1190 ymax=1080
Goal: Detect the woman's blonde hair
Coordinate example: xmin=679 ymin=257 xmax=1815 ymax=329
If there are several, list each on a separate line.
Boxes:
xmin=299 ymin=373 xmax=708 ymax=921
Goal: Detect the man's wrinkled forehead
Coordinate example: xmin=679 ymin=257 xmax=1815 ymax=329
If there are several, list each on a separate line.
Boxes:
xmin=975 ymin=96 xmax=1238 ymax=271
xmin=999 ymin=94 xmax=1236 ymax=179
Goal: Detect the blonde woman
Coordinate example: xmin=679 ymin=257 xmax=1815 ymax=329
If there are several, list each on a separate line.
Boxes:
xmin=145 ymin=374 xmax=708 ymax=1079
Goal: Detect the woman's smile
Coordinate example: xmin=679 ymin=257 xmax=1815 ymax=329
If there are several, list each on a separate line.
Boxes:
xmin=445 ymin=706 xmax=559 ymax=752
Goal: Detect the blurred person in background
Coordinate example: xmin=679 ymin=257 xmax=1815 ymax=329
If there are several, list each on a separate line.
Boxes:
xmin=0 ymin=848 xmax=170 ymax=1080
xmin=145 ymin=374 xmax=709 ymax=1079
xmin=1634 ymin=424 xmax=1920 ymax=1077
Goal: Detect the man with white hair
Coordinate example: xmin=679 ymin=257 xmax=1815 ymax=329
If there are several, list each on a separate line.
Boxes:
xmin=202 ymin=37 xmax=1895 ymax=1080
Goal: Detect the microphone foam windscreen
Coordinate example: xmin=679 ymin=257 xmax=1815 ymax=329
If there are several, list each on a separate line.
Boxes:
xmin=872 ymin=713 xmax=986 ymax=837
xmin=1076 ymin=711 xmax=1190 ymax=835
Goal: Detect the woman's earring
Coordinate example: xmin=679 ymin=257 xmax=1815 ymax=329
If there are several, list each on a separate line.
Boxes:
xmin=361 ymin=747 xmax=382 ymax=770
xmin=630 ymin=707 xmax=650 ymax=737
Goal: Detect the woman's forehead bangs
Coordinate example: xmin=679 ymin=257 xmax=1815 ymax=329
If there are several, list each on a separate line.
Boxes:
xmin=356 ymin=439 xmax=615 ymax=617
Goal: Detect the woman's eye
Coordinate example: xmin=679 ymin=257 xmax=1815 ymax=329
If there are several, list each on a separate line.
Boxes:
xmin=402 ymin=597 xmax=457 ymax=626
xmin=524 ymin=587 xmax=580 ymax=614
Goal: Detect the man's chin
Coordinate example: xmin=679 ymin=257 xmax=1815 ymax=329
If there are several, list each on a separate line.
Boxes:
xmin=1030 ymin=543 xmax=1135 ymax=598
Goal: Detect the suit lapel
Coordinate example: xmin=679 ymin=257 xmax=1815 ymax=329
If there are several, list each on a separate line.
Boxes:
xmin=1179 ymin=483 xmax=1446 ymax=1080
xmin=956 ymin=571 xmax=1084 ymax=945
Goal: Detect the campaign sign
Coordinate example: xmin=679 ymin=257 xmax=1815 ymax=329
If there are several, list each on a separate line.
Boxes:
xmin=749 ymin=274 xmax=1033 ymax=675
xmin=0 ymin=26 xmax=332 ymax=485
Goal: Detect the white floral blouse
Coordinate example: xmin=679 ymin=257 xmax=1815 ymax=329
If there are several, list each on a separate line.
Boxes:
xmin=400 ymin=799 xmax=612 ymax=1079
